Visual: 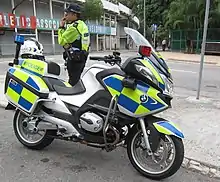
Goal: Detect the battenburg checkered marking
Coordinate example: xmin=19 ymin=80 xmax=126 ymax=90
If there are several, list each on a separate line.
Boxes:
xmin=103 ymin=75 xmax=167 ymax=116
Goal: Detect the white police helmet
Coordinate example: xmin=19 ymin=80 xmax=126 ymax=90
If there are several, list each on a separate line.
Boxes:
xmin=20 ymin=38 xmax=44 ymax=57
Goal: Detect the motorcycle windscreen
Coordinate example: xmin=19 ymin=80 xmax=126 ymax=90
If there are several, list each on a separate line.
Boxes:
xmin=124 ymin=27 xmax=172 ymax=80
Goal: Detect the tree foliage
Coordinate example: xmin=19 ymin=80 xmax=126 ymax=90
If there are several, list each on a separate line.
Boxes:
xmin=81 ymin=0 xmax=104 ymax=21
xmin=117 ymin=0 xmax=220 ymax=40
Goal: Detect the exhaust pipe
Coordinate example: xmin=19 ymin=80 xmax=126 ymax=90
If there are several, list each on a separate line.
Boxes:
xmin=40 ymin=112 xmax=80 ymax=137
xmin=37 ymin=122 xmax=58 ymax=130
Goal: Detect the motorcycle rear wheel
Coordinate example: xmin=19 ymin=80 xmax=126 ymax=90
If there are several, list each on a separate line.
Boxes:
xmin=127 ymin=125 xmax=184 ymax=180
xmin=13 ymin=110 xmax=55 ymax=150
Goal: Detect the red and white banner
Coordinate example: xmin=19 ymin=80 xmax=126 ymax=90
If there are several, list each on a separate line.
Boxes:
xmin=8 ymin=13 xmax=16 ymax=28
xmin=0 ymin=13 xmax=37 ymax=29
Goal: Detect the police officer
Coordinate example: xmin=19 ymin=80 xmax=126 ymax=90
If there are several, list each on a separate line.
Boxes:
xmin=58 ymin=4 xmax=90 ymax=86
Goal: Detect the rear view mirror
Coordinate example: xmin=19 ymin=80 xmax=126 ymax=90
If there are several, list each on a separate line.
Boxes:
xmin=113 ymin=51 xmax=120 ymax=57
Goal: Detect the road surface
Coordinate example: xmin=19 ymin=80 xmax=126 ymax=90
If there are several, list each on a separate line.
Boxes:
xmin=0 ymin=109 xmax=218 ymax=182
xmin=0 ymin=52 xmax=220 ymax=98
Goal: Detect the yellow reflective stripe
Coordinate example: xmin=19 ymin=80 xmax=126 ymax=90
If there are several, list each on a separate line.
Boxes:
xmin=121 ymin=87 xmax=143 ymax=104
xmin=31 ymin=75 xmax=48 ymax=90
xmin=20 ymin=88 xmax=38 ymax=104
xmin=14 ymin=65 xmax=21 ymax=69
xmin=13 ymin=70 xmax=29 ymax=82
xmin=11 ymin=68 xmax=49 ymax=93
xmin=140 ymin=59 xmax=163 ymax=84
xmin=114 ymin=75 xmax=124 ymax=81
xmin=168 ymin=122 xmax=182 ymax=132
xmin=168 ymin=68 xmax=171 ymax=74
xmin=63 ymin=81 xmax=72 ymax=87
xmin=153 ymin=123 xmax=173 ymax=135
xmin=147 ymin=87 xmax=167 ymax=106
xmin=107 ymin=86 xmax=120 ymax=96
xmin=156 ymin=52 xmax=163 ymax=59
xmin=135 ymin=105 xmax=150 ymax=114
xmin=21 ymin=59 xmax=47 ymax=75
xmin=6 ymin=87 xmax=20 ymax=103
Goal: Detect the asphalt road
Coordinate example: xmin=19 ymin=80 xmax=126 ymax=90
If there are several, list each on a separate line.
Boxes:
xmin=0 ymin=109 xmax=219 ymax=182
xmin=1 ymin=52 xmax=220 ymax=98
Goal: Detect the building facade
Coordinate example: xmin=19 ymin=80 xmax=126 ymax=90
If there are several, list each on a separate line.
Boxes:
xmin=0 ymin=0 xmax=139 ymax=56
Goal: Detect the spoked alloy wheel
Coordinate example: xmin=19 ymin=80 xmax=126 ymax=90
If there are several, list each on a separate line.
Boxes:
xmin=13 ymin=110 xmax=55 ymax=150
xmin=127 ymin=126 xmax=184 ymax=180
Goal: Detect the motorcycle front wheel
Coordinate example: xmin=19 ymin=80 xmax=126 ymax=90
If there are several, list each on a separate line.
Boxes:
xmin=127 ymin=126 xmax=184 ymax=180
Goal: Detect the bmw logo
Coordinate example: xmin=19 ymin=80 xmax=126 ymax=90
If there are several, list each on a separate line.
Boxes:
xmin=140 ymin=94 xmax=148 ymax=103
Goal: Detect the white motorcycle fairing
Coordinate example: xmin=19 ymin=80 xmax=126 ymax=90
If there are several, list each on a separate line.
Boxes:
xmin=38 ymin=64 xmax=114 ymax=137
xmin=59 ymin=64 xmax=109 ymax=108
xmin=43 ymin=64 xmax=111 ymax=112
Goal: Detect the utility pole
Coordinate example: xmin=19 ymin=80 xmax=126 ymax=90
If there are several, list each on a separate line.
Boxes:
xmin=196 ymin=0 xmax=210 ymax=99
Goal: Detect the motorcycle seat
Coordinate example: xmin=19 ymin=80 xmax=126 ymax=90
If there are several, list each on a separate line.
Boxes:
xmin=42 ymin=76 xmax=86 ymax=95
xmin=53 ymin=79 xmax=86 ymax=95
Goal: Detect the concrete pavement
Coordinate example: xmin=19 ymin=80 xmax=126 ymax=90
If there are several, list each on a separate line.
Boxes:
xmin=159 ymin=51 xmax=220 ymax=65
xmin=0 ymin=51 xmax=220 ymax=179
xmin=0 ymin=110 xmax=218 ymax=182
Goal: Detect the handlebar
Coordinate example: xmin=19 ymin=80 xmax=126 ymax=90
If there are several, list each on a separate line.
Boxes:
xmin=90 ymin=56 xmax=105 ymax=61
xmin=90 ymin=55 xmax=122 ymax=66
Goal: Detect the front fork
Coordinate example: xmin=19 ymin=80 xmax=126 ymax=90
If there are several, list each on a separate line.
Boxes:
xmin=138 ymin=117 xmax=184 ymax=153
xmin=139 ymin=118 xmax=153 ymax=153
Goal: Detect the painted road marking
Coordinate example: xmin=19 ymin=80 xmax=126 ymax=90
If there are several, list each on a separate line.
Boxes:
xmin=171 ymin=69 xmax=197 ymax=74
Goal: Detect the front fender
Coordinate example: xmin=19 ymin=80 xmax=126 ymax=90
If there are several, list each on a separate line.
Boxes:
xmin=153 ymin=121 xmax=184 ymax=139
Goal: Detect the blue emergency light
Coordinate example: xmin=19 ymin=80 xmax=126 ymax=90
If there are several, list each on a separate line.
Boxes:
xmin=14 ymin=34 xmax=25 ymax=44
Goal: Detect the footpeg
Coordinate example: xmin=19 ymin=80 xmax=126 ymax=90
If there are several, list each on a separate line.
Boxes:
xmin=72 ymin=134 xmax=84 ymax=142
xmin=58 ymin=128 xmax=67 ymax=133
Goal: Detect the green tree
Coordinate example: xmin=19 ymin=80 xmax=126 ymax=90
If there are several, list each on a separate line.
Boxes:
xmin=118 ymin=0 xmax=173 ymax=39
xmin=81 ymin=0 xmax=104 ymax=21
xmin=164 ymin=0 xmax=220 ymax=29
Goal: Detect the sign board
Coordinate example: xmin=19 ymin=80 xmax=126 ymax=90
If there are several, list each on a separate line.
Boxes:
xmin=0 ymin=12 xmax=117 ymax=35
xmin=87 ymin=24 xmax=116 ymax=35
xmin=0 ymin=13 xmax=37 ymax=29
xmin=152 ymin=24 xmax=157 ymax=32
xmin=37 ymin=18 xmax=59 ymax=30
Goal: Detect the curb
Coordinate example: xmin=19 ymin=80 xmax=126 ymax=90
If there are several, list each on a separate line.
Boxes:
xmin=182 ymin=157 xmax=220 ymax=179
xmin=167 ymin=58 xmax=218 ymax=65
xmin=0 ymin=100 xmax=7 ymax=109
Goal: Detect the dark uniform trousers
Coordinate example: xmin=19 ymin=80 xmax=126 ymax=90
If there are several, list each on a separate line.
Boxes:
xmin=65 ymin=52 xmax=88 ymax=86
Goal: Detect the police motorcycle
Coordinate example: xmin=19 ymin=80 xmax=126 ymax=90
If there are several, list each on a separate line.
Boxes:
xmin=4 ymin=27 xmax=184 ymax=180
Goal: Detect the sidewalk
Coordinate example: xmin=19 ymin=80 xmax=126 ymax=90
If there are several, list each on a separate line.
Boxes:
xmin=159 ymin=93 xmax=220 ymax=178
xmin=159 ymin=51 xmax=220 ymax=65
xmin=1 ymin=50 xmax=220 ymax=65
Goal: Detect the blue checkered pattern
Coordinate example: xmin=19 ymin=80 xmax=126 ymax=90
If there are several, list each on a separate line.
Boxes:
xmin=103 ymin=76 xmax=165 ymax=114
xmin=8 ymin=80 xmax=33 ymax=111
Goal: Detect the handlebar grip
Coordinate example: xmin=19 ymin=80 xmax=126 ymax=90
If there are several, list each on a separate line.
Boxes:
xmin=90 ymin=56 xmax=105 ymax=60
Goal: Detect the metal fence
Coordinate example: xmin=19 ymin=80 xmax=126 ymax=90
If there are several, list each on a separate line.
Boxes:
xmin=0 ymin=44 xmax=64 ymax=56
xmin=170 ymin=28 xmax=220 ymax=52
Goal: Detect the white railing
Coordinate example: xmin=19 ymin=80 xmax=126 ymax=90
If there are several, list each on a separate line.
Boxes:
xmin=118 ymin=3 xmax=132 ymax=15
xmin=133 ymin=16 xmax=140 ymax=27
xmin=101 ymin=0 xmax=120 ymax=14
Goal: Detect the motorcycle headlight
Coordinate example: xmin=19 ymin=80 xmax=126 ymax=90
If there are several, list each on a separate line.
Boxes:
xmin=160 ymin=74 xmax=174 ymax=96
xmin=135 ymin=64 xmax=158 ymax=86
